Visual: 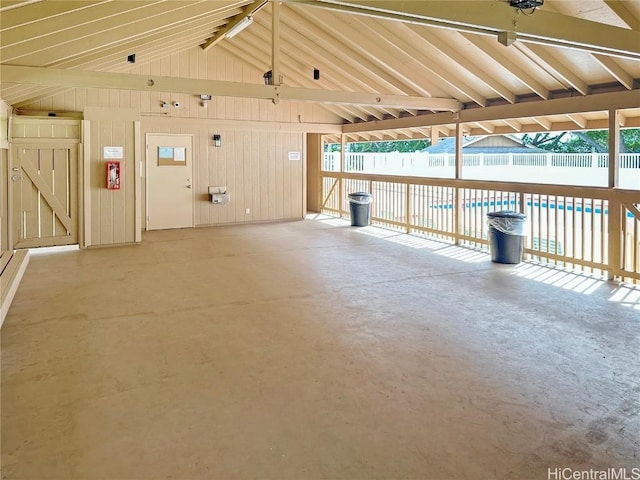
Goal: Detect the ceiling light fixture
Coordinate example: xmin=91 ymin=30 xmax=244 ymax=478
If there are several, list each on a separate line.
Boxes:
xmin=226 ymin=15 xmax=253 ymax=39
xmin=509 ymin=0 xmax=543 ymax=11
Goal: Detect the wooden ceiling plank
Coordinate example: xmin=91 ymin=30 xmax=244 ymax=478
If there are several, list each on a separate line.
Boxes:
xmin=51 ymin=17 xmax=228 ymax=71
xmin=220 ymin=41 xmax=356 ymax=123
xmin=291 ymin=6 xmax=434 ymax=98
xmin=0 ymin=0 xmax=106 ymax=29
xmin=362 ymin=18 xmax=487 ymax=106
xmin=229 ymin=25 xmax=385 ymax=120
xmin=463 ymin=34 xmax=550 ymax=100
xmin=253 ymin=14 xmax=392 ymax=106
xmin=286 ymin=6 xmax=424 ymax=100
xmin=593 ymin=54 xmax=635 ymax=90
xmin=475 ymin=122 xmax=495 ymax=134
xmin=531 ymin=116 xmax=552 ymax=130
xmin=406 ymin=26 xmax=516 ymax=104
xmin=1 ymin=1 xmax=234 ymax=64
xmin=1 ymin=1 xmax=166 ymax=48
xmin=515 ymin=43 xmax=589 ymax=95
xmin=604 ymin=0 xmax=640 ymax=30
xmin=503 ymin=118 xmax=522 ymax=131
xmin=619 ymin=112 xmax=628 ymax=127
xmin=283 ymin=0 xmax=640 ymax=60
xmin=566 ymin=113 xmax=588 ymax=128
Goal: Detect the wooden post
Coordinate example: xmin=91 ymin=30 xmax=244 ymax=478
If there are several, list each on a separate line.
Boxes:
xmin=454 ymin=123 xmax=463 ymax=244
xmin=607 ymin=109 xmax=621 ymax=280
xmin=306 ymin=133 xmax=322 ymax=213
xmin=339 ymin=134 xmax=345 ymax=217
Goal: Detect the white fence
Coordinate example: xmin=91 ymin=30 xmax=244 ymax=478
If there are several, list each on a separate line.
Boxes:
xmin=323 ymin=152 xmax=640 ymax=189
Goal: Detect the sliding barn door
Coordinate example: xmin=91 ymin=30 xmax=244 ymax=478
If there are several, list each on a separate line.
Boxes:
xmin=11 ymin=144 xmax=78 ymax=249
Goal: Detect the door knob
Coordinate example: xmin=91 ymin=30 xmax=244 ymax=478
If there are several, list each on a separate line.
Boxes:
xmin=11 ymin=175 xmax=23 ymax=181
xmin=12 ymin=167 xmax=20 ymax=172
xmin=186 ymin=185 xmax=192 ymax=188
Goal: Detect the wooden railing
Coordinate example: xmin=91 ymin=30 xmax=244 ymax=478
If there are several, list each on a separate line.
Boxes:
xmin=323 ymin=152 xmax=640 ymax=189
xmin=320 ymin=172 xmax=640 ymax=283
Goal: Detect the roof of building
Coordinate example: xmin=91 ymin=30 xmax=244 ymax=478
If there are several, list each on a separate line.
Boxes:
xmin=422 ymin=136 xmax=548 ymax=154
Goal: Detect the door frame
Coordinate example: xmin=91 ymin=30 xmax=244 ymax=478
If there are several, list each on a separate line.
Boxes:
xmin=145 ymin=133 xmax=194 ymax=231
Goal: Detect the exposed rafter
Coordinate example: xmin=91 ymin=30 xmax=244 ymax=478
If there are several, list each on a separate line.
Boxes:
xmin=463 ymin=34 xmax=550 ymax=100
xmin=503 ymin=119 xmax=523 ymax=132
xmin=593 ymin=55 xmax=635 ymax=90
xmin=201 ymin=0 xmax=268 ymax=51
xmin=406 ymin=26 xmax=516 ymax=104
xmin=531 ymin=117 xmax=552 ymax=130
xmin=604 ymin=0 xmax=640 ymax=30
xmin=291 ymin=6 xmax=435 ymax=98
xmin=514 ymin=43 xmax=589 ymax=95
xmin=359 ymin=18 xmax=488 ymax=106
xmin=281 ymin=0 xmax=640 ymax=60
xmin=566 ymin=113 xmax=588 ymax=128
xmin=342 ymin=90 xmax=640 ymax=133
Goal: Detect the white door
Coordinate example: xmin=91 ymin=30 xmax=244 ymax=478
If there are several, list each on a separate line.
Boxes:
xmin=147 ymin=134 xmax=193 ymax=230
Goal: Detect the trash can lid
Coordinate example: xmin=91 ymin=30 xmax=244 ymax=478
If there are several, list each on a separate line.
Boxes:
xmin=348 ymin=192 xmax=372 ymax=198
xmin=487 ymin=210 xmax=526 ymax=219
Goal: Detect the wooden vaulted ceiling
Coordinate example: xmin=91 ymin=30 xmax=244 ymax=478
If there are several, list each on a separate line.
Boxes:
xmin=1 ymin=0 xmax=639 ymax=142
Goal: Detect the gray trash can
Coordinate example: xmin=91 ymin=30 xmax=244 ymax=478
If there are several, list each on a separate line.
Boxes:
xmin=487 ymin=210 xmax=527 ymax=264
xmin=348 ymin=192 xmax=373 ymax=227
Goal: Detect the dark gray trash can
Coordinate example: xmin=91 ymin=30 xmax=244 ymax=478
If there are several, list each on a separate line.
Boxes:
xmin=487 ymin=210 xmax=527 ymax=264
xmin=348 ymin=192 xmax=373 ymax=227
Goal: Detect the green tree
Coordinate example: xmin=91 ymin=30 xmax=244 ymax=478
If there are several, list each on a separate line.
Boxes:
xmin=324 ymin=139 xmax=431 ymax=153
xmin=521 ymin=129 xmax=640 ymax=153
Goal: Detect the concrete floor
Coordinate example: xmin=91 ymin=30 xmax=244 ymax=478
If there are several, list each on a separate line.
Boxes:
xmin=2 ymin=215 xmax=639 ymax=480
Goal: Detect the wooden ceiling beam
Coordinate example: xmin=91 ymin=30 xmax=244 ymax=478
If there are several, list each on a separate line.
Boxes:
xmin=503 ymin=119 xmax=522 ymax=132
xmin=220 ymin=40 xmax=359 ymax=123
xmin=0 ymin=64 xmax=461 ymax=111
xmin=462 ymin=34 xmax=550 ymax=100
xmin=293 ymin=6 xmax=434 ymax=98
xmin=604 ymin=1 xmax=640 ymax=30
xmin=361 ymin=18 xmax=488 ymax=106
xmin=250 ymin=13 xmax=391 ymax=118
xmin=342 ymin=89 xmax=640 ymax=133
xmin=531 ymin=117 xmax=552 ymax=130
xmin=593 ymin=55 xmax=634 ymax=90
xmin=406 ymin=26 xmax=516 ymax=104
xmin=282 ymin=0 xmax=640 ymax=60
xmin=514 ymin=43 xmax=589 ymax=96
xmin=566 ymin=113 xmax=588 ymax=129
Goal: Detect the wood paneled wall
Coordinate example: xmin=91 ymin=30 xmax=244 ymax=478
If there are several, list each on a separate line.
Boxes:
xmin=142 ymin=118 xmax=305 ymax=226
xmin=84 ymin=108 xmax=140 ymax=247
xmin=0 ymin=149 xmax=7 ymax=253
xmin=13 ymin=48 xmax=341 ymax=246
xmin=20 ymin=47 xmax=341 ymax=125
xmin=0 ymin=101 xmax=8 ymax=253
xmin=11 ymin=118 xmax=80 ymax=140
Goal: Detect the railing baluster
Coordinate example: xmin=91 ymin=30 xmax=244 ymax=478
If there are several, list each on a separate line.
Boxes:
xmin=319 ymin=170 xmax=638 ymax=282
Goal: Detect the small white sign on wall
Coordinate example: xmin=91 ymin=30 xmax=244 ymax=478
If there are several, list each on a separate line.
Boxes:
xmin=103 ymin=146 xmax=124 ymax=159
xmin=288 ymin=151 xmax=301 ymax=161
